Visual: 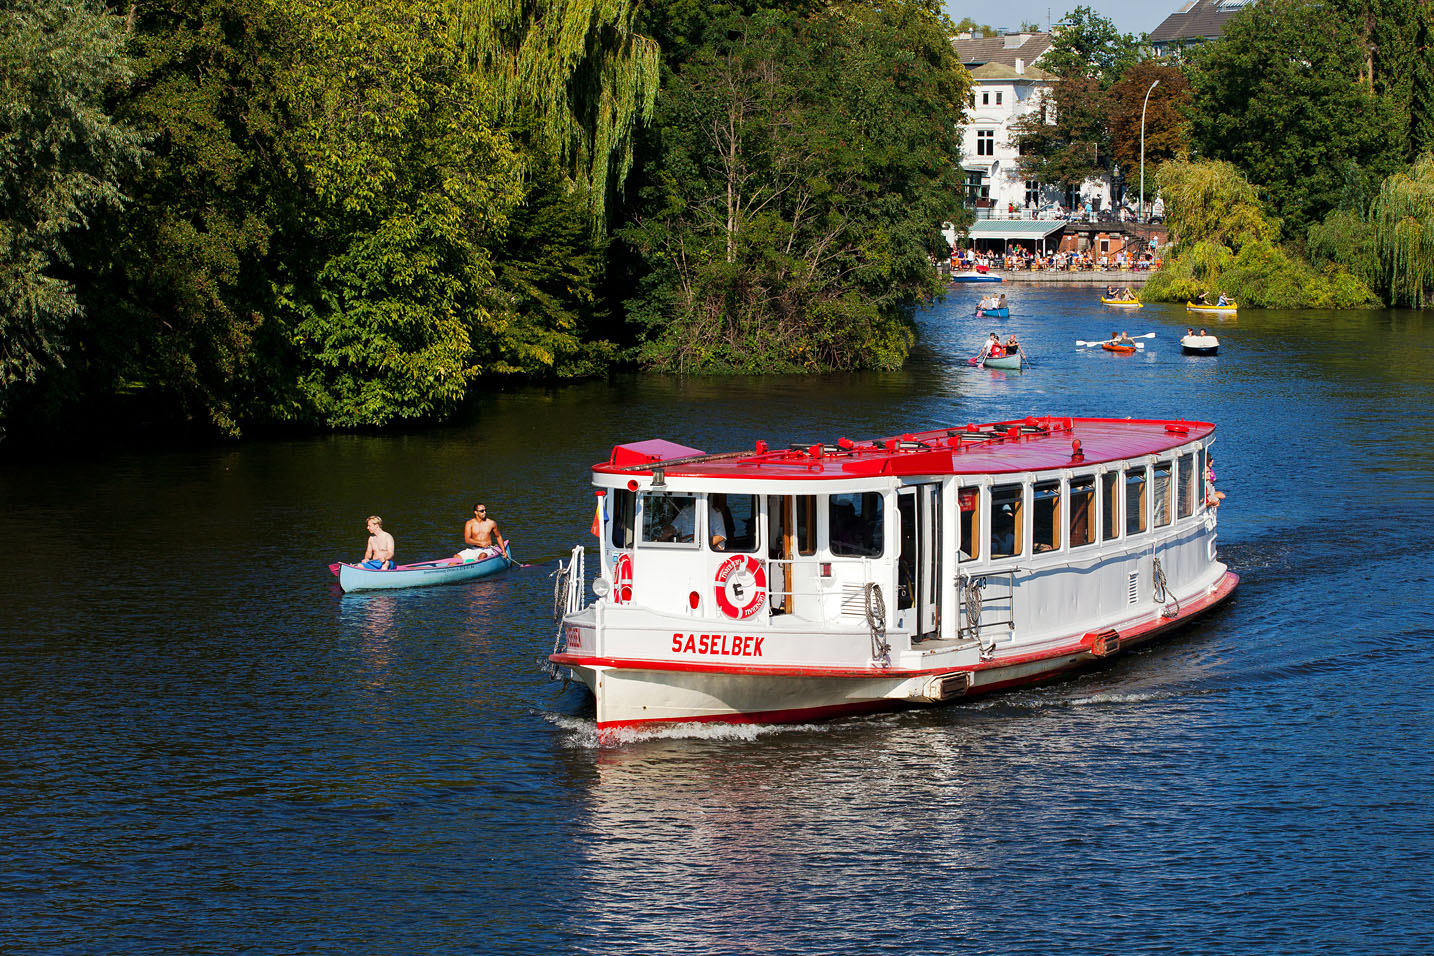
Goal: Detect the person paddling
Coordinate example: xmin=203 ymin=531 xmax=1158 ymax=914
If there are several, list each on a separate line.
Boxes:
xmin=453 ymin=502 xmax=508 ymax=562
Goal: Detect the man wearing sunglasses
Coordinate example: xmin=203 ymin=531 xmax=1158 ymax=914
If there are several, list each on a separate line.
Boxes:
xmin=454 ymin=503 xmax=508 ymax=563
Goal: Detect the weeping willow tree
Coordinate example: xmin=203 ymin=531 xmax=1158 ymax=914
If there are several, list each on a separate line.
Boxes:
xmin=1144 ymin=158 xmax=1377 ymax=307
xmin=450 ymin=0 xmax=660 ymax=229
xmin=1373 ymin=152 xmax=1434 ymax=307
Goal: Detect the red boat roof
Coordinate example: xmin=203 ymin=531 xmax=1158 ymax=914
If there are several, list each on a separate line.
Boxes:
xmin=598 ymin=416 xmax=1214 ymax=480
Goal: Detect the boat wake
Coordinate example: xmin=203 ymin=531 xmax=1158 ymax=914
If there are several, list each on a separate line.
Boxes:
xmin=542 ymin=711 xmax=835 ymax=748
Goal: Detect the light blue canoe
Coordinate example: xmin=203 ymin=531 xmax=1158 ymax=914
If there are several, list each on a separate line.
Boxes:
xmin=982 ymin=353 xmax=1023 ymax=370
xmin=333 ymin=548 xmax=516 ymax=593
xmin=975 ymin=306 xmax=1010 ymax=318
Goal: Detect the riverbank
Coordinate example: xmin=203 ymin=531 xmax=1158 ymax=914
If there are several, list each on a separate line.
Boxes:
xmin=952 ymin=269 xmax=1151 ymax=285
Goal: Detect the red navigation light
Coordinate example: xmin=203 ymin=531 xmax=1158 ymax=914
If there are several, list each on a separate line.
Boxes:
xmin=627 ymin=479 xmax=639 ymax=491
xmin=689 ymin=591 xmax=700 ymax=609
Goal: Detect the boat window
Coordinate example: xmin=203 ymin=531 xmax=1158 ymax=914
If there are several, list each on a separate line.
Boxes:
xmin=1102 ymin=472 xmax=1120 ymax=540
xmin=1125 ymin=467 xmax=1148 ymax=535
xmin=990 ymin=483 xmax=1023 ymax=559
xmin=609 ymin=489 xmax=636 ymax=549
xmin=897 ymin=494 xmax=917 ymax=610
xmin=958 ymin=488 xmax=980 ymax=560
xmin=640 ymin=492 xmax=699 ymax=546
xmin=1153 ymin=462 xmax=1173 ymax=527
xmin=1069 ymin=476 xmax=1095 ymax=547
xmin=1033 ymin=480 xmax=1061 ymax=552
xmin=766 ymin=495 xmax=817 ymax=559
xmin=711 ymin=493 xmax=758 ymax=553
xmin=1177 ymin=452 xmax=1194 ymax=518
xmin=829 ymin=492 xmax=883 ymax=557
xmin=1197 ymin=446 xmax=1208 ymax=510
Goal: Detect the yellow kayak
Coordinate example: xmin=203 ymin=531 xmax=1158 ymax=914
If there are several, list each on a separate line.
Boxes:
xmin=1101 ymin=297 xmax=1142 ymax=307
xmin=1187 ymin=301 xmax=1237 ymax=313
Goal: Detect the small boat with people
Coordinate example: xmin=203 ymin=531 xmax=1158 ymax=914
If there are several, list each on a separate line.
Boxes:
xmin=548 ymin=419 xmax=1236 ymax=730
xmin=1078 ymin=332 xmax=1153 ymax=355
xmin=971 ymin=333 xmax=1026 ymax=370
xmin=1101 ymin=286 xmax=1141 ymax=308
xmin=974 ymin=292 xmax=1009 ymax=318
xmin=1187 ymin=293 xmax=1237 ymax=315
xmin=952 ymin=274 xmax=1003 ymax=283
xmin=1181 ymin=329 xmax=1220 ymax=355
xmin=333 ymin=547 xmax=516 ymax=593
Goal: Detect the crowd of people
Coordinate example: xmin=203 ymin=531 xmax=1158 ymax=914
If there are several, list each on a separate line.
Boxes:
xmin=950 ymin=247 xmax=1162 ymax=273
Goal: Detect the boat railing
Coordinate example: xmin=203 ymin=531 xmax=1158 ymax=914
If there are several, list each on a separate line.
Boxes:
xmin=547 ymin=546 xmax=587 ymax=679
xmin=957 ymin=569 xmax=1016 ymax=656
xmin=765 ymin=555 xmax=887 ymax=624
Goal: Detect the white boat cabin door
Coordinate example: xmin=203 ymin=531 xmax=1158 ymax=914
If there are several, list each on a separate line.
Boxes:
xmin=896 ymin=484 xmax=941 ymax=639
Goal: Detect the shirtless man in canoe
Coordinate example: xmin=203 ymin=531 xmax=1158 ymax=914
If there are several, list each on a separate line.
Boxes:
xmin=362 ymin=515 xmax=395 ymax=569
xmin=453 ymin=502 xmax=508 ymax=562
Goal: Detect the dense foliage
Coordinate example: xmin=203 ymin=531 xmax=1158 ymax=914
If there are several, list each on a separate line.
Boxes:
xmin=619 ymin=1 xmax=967 ymax=372
xmin=1186 ymin=0 xmax=1411 ymax=240
xmin=0 ymin=0 xmax=968 ymax=439
xmin=0 ymin=0 xmax=144 ymax=418
xmin=1141 ymin=160 xmax=1377 ymax=308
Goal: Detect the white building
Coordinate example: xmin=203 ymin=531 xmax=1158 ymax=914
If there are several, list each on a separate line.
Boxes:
xmin=952 ymin=32 xmax=1112 ymax=221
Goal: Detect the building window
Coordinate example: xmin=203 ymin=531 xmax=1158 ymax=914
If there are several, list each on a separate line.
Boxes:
xmin=982 ymin=91 xmax=989 ymax=105
xmin=1025 ymin=180 xmax=1041 ymax=205
xmin=996 ymin=91 xmax=1003 ymax=105
xmin=977 ymin=129 xmax=995 ymax=156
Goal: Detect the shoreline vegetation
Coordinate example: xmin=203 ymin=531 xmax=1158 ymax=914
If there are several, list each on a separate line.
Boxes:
xmin=3 ymin=0 xmax=1433 ymax=444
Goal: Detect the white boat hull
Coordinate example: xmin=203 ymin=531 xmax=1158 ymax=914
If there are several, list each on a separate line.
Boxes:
xmin=557 ymin=570 xmax=1238 ymax=729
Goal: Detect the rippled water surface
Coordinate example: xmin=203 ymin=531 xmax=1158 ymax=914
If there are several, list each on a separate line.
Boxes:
xmin=4 ymin=287 xmax=1432 ymax=954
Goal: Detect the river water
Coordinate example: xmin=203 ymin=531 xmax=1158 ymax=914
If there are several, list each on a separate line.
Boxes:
xmin=3 ymin=286 xmax=1432 ymax=954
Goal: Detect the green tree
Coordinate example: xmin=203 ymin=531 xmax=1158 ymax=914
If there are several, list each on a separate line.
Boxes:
xmin=1142 ymin=159 xmax=1376 ymax=308
xmin=1011 ymin=77 xmax=1106 ymax=187
xmin=1043 ymin=6 xmax=1140 ymax=88
xmin=0 ymin=0 xmax=143 ymax=418
xmin=92 ymin=0 xmax=302 ymax=436
xmin=449 ymin=0 xmax=659 ymax=229
xmin=280 ymin=0 xmax=525 ymax=427
xmin=953 ymin=17 xmax=998 ymax=37
xmin=1371 ymin=152 xmax=1434 ymax=307
xmin=621 ymin=0 xmax=967 ymax=372
xmin=1188 ymin=0 xmax=1403 ymax=238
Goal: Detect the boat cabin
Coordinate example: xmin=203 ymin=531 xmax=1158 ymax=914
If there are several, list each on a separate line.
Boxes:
xmin=587 ymin=418 xmax=1216 ymax=653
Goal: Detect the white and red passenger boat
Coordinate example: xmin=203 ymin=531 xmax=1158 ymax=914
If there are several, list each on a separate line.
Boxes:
xmin=548 ymin=416 xmax=1237 ymax=730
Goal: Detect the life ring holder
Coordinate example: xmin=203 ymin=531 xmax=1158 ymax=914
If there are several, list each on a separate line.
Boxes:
xmin=714 ymin=554 xmax=767 ymax=619
xmin=613 ymin=552 xmax=633 ymax=604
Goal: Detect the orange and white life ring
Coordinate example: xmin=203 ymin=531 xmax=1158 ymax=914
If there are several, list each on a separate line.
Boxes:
xmin=714 ymin=554 xmax=767 ymax=619
xmin=613 ymin=553 xmax=633 ymax=605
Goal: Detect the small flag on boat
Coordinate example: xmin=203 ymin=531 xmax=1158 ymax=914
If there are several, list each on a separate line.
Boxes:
xmin=591 ymin=501 xmax=602 ymax=537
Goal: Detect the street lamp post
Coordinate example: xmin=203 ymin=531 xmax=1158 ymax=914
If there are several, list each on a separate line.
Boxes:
xmin=1140 ymin=79 xmax=1160 ymax=222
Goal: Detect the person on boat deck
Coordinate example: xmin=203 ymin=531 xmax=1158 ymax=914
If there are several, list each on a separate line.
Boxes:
xmin=1186 ymin=327 xmax=1195 ymax=338
xmin=453 ymin=502 xmax=508 ymax=562
xmin=1106 ymin=285 xmax=1118 ymax=297
xmin=1005 ymin=334 xmax=1020 ymax=352
xmin=997 ymin=293 xmax=1007 ymax=308
xmin=362 ymin=515 xmax=395 ymax=570
xmin=1115 ymin=330 xmax=1134 ymax=345
xmin=1206 ymin=453 xmax=1226 ymax=507
xmin=986 ymin=332 xmax=1005 ymax=358
xmin=1216 ymin=292 xmax=1231 ymax=306
xmin=706 ymin=494 xmax=729 ymax=550
xmin=1119 ymin=287 xmax=1134 ymax=300
xmin=1199 ymin=328 xmax=1209 ymax=337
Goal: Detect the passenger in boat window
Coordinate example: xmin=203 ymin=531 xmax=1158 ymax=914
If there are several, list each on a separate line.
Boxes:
xmin=643 ymin=493 xmax=698 ymax=545
xmin=1069 ymin=477 xmax=1095 ymax=547
xmin=1206 ymin=453 xmax=1226 ymax=507
xmin=1177 ymin=453 xmax=1194 ymax=519
xmin=610 ymin=489 xmax=637 ymax=549
xmin=1033 ymin=481 xmax=1061 ymax=552
xmin=989 ymin=484 xmax=1022 ymax=558
xmin=1196 ymin=448 xmax=1207 ymax=510
xmin=1101 ymin=472 xmax=1120 ymax=540
xmin=829 ymin=492 xmax=883 ymax=557
xmin=1125 ymin=468 xmax=1148 ymax=535
xmin=714 ymin=493 xmax=759 ymax=552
